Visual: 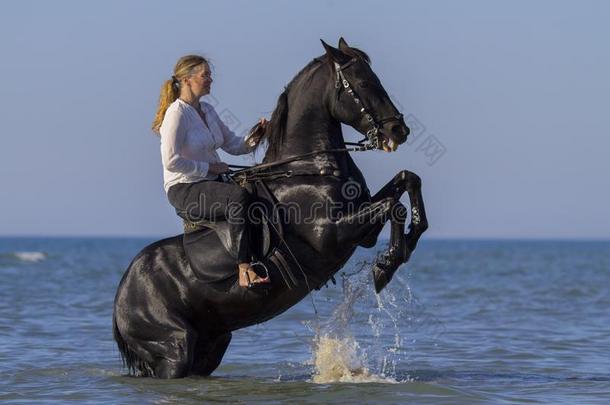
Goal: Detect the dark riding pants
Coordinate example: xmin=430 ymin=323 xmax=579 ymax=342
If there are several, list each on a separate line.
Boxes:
xmin=167 ymin=178 xmax=251 ymax=263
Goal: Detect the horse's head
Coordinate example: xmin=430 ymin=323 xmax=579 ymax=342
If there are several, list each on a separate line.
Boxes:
xmin=322 ymin=38 xmax=409 ymax=152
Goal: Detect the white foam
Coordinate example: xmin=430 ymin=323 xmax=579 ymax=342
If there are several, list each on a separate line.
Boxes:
xmin=13 ymin=251 xmax=47 ymax=262
xmin=311 ymin=334 xmax=397 ymax=383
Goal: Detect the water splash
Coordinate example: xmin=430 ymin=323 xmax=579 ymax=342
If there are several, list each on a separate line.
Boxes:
xmin=312 ymin=334 xmax=393 ymax=383
xmin=308 ymin=260 xmax=417 ymax=383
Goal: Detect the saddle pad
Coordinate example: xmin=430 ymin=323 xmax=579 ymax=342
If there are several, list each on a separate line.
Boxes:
xmin=182 ymin=180 xmax=285 ymax=284
xmin=183 ymin=227 xmax=239 ymax=284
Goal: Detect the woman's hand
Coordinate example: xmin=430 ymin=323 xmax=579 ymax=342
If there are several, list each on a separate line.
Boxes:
xmin=245 ymin=118 xmax=269 ymax=147
xmin=259 ymin=117 xmax=269 ymax=130
xmin=208 ymin=162 xmax=230 ymax=175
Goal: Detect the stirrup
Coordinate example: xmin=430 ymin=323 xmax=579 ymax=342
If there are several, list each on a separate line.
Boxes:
xmin=241 ymin=262 xmax=272 ymax=291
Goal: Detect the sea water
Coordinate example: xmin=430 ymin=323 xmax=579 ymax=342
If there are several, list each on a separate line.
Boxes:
xmin=1 ymin=237 xmax=609 ymax=404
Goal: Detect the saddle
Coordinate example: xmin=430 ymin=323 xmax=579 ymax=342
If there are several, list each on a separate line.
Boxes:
xmin=180 ymin=180 xmax=299 ymax=289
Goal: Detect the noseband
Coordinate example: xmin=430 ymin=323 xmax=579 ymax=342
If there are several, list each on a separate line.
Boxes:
xmin=334 ymin=58 xmax=404 ymax=149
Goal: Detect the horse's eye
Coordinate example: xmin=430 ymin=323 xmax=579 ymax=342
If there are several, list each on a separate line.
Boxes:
xmin=358 ymin=81 xmax=370 ymax=89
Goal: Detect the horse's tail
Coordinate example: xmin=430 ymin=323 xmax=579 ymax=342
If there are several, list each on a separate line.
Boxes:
xmin=112 ymin=312 xmax=131 ymax=371
xmin=113 ymin=312 xmax=154 ymax=377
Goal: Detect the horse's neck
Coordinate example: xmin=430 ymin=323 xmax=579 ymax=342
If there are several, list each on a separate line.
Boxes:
xmin=276 ymin=88 xmax=350 ymax=172
xmin=287 ymin=114 xmax=341 ymax=152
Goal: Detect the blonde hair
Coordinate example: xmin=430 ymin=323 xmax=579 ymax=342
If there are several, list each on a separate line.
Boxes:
xmin=152 ymin=55 xmax=209 ymax=133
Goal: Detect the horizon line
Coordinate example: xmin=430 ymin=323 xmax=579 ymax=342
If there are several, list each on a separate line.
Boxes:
xmin=1 ymin=234 xmax=609 ymax=242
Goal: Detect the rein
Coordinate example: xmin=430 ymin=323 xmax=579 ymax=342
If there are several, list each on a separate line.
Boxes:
xmin=227 ymin=141 xmax=375 ymax=184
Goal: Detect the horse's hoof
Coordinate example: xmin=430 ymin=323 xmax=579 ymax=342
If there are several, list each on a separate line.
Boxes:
xmin=372 ymin=264 xmax=390 ymax=293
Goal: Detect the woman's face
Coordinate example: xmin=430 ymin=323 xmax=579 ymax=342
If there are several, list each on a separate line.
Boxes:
xmin=186 ymin=63 xmax=213 ymax=97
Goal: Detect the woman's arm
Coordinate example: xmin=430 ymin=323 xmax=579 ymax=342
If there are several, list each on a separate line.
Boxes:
xmin=160 ymin=108 xmax=210 ymax=177
xmin=208 ymin=106 xmax=255 ymax=156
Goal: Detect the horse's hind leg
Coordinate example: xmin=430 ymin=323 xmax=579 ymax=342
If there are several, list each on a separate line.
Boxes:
xmin=146 ymin=327 xmax=198 ymax=379
xmin=191 ymin=332 xmax=232 ymax=376
xmin=116 ymin=319 xmax=198 ymax=378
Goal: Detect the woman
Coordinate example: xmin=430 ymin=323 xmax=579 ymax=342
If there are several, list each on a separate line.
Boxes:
xmin=152 ymin=54 xmax=269 ymax=289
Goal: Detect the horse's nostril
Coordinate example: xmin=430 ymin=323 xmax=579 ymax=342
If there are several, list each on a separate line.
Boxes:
xmin=390 ymin=124 xmax=409 ymax=141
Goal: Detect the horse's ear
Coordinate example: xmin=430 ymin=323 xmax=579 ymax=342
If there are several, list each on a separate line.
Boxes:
xmin=338 ymin=37 xmax=350 ymax=52
xmin=320 ymin=39 xmax=349 ymax=64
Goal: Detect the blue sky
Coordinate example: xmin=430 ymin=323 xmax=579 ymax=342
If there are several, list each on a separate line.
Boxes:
xmin=1 ymin=0 xmax=608 ymax=239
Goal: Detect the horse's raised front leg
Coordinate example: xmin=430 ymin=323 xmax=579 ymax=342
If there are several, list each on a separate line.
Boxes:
xmin=359 ymin=170 xmax=411 ymax=248
xmin=370 ymin=170 xmax=429 ymax=293
xmin=331 ymin=197 xmax=395 ymax=250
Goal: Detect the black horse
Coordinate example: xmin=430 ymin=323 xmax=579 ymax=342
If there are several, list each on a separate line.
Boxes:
xmin=113 ymin=38 xmax=428 ymax=378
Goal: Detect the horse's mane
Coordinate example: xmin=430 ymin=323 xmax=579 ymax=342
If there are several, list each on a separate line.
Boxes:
xmin=259 ymin=46 xmax=371 ymax=162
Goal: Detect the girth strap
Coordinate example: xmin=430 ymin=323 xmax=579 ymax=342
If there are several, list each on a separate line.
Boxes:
xmin=268 ymin=248 xmax=298 ymax=290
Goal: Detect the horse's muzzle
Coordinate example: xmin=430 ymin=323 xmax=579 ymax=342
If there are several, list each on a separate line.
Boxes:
xmin=389 ymin=123 xmax=409 ymax=142
xmin=380 ymin=122 xmax=409 ymax=152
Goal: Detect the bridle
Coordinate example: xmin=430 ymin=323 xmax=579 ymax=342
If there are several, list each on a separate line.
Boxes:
xmin=227 ymin=57 xmax=405 ymax=183
xmin=333 ymin=58 xmax=404 ymax=150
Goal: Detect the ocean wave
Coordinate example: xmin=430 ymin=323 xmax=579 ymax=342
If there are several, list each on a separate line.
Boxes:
xmin=10 ymin=251 xmax=48 ymax=263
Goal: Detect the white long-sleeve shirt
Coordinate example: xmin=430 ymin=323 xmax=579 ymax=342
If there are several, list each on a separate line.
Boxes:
xmin=159 ymin=98 xmax=253 ymax=192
